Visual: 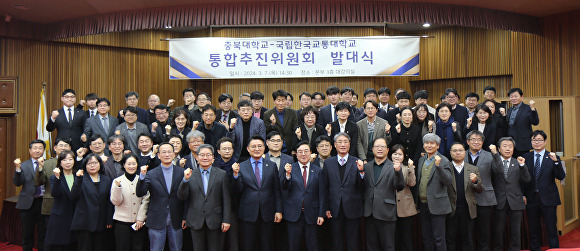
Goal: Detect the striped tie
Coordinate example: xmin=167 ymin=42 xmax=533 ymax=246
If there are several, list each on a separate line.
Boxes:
xmin=503 ymin=160 xmax=509 ymax=178
xmin=534 ymin=153 xmax=541 ymax=192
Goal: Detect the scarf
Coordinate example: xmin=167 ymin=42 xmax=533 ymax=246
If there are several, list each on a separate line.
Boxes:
xmin=436 ymin=117 xmax=456 ymax=158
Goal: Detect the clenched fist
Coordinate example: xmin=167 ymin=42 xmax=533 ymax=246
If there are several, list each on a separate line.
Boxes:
xmin=53 ymin=168 xmax=61 ymax=179
xmin=81 ymin=134 xmax=87 ymax=142
xmin=517 ymin=156 xmax=525 ymax=165
xmin=469 ymin=173 xmax=477 ymax=183
xmin=167 ymin=99 xmax=176 ymax=107
xmin=184 ymin=168 xmax=192 ymax=180
xmin=77 ymin=148 xmax=87 ymax=158
xmin=51 ymin=110 xmax=60 ymax=120
xmin=408 ymin=159 xmax=414 ymax=168
xmin=295 ymin=127 xmax=302 ymax=139
xmin=151 ymin=122 xmax=158 ymax=131
xmin=499 ymin=107 xmax=506 ymax=116
xmin=114 ymin=177 xmax=122 ymax=187
xmin=14 ymin=158 xmax=22 ymax=170
xmin=140 ymin=165 xmax=149 ymax=175
xmin=489 ymin=144 xmax=497 ymax=154
xmin=115 ymin=130 xmax=121 ymax=135
xmin=101 ymin=156 xmax=108 ymax=163
xmin=165 ymin=125 xmax=172 ymax=135
xmin=79 ymin=100 xmax=86 ymax=107
xmin=451 ymin=122 xmax=458 ymax=132
xmin=76 ymin=169 xmax=84 ymax=177
xmin=325 ymin=124 xmax=332 ymax=135
xmin=395 ymin=124 xmax=401 ymax=133
xmin=434 ymin=155 xmax=442 ymax=166
xmin=179 ymin=158 xmax=187 ymax=168
xmin=385 ymin=123 xmax=391 ymax=133
xmin=310 ymin=153 xmax=317 ymax=163
xmin=428 ymin=120 xmax=434 ymax=132
xmin=393 ymin=161 xmax=401 ymax=171
xmin=270 ymin=114 xmax=276 ymax=126
xmin=38 ymin=157 xmax=45 ymax=169
xmin=232 ymin=163 xmax=240 ymax=176
xmin=192 ymin=121 xmax=200 ymax=129
xmin=284 ymin=163 xmax=292 ymax=176
xmin=549 ymin=152 xmax=558 ymax=161
xmin=356 ymin=160 xmax=364 ymax=171
xmin=230 ymin=118 xmax=237 ymax=129
xmin=529 ymin=100 xmax=536 ymax=110
xmin=466 ymin=117 xmax=473 ymax=128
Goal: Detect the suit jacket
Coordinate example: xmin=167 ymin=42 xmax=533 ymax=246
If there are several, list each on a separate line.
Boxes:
xmin=110 ymin=175 xmax=150 ymax=223
xmin=216 ymin=110 xmax=239 ymax=125
xmin=46 ymin=174 xmax=75 ymax=245
xmin=104 ymin=157 xmax=124 ymax=179
xmin=355 ymin=107 xmax=388 ymax=123
xmin=464 ymin=150 xmax=500 ymax=206
xmin=118 ymin=107 xmax=150 ymax=125
xmin=449 ymin=163 xmax=483 ymax=219
xmin=265 ymin=152 xmax=293 ymax=172
xmin=264 ymin=108 xmax=299 ymax=154
xmin=362 ymin=159 xmax=404 ymax=221
xmin=415 ymin=153 xmax=454 ymax=215
xmin=196 ymin=122 xmax=231 ymax=149
xmin=317 ymin=104 xmax=334 ymax=127
xmin=506 ymin=103 xmax=539 ymax=151
xmin=492 ymin=156 xmax=531 ymax=211
xmin=70 ymin=174 xmax=114 ymax=232
xmin=35 ymin=157 xmax=57 ymax=215
xmin=254 ymin=107 xmax=268 ymax=120
xmin=13 ymin=159 xmax=39 ymax=210
xmin=522 ymin=151 xmax=566 ymax=206
xmin=396 ymin=164 xmax=417 ymax=217
xmin=83 ymin=114 xmax=119 ymax=145
xmin=230 ymin=117 xmax=266 ymax=161
xmin=322 ymin=155 xmax=364 ymax=219
xmin=329 ymin=120 xmax=359 ymax=157
xmin=182 ymin=153 xmax=198 ymax=170
xmin=46 ymin=107 xmax=87 ymax=150
xmin=293 ymin=124 xmax=326 ymax=154
xmin=280 ymin=163 xmax=326 ymax=224
xmin=233 ymin=158 xmax=283 ymax=223
xmin=356 ymin=117 xmax=391 ymax=161
xmin=115 ymin=122 xmax=151 ymax=154
xmin=178 ymin=167 xmax=232 ymax=230
xmin=462 ymin=121 xmax=497 ymax=151
xmin=136 ymin=164 xmax=186 ymax=230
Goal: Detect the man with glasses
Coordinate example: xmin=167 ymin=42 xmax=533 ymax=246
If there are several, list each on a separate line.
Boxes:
xmin=522 ymin=130 xmax=565 ymax=251
xmin=47 ymin=89 xmax=87 ymax=151
xmin=147 ymin=94 xmax=175 ymax=123
xmin=506 ymin=88 xmax=539 ymax=157
xmin=385 ymin=91 xmax=412 ymax=126
xmin=229 ymin=100 xmax=266 ymax=162
xmin=441 ymin=88 xmax=469 ymax=129
xmin=312 ymin=135 xmax=333 ymax=169
xmin=104 ymin=135 xmax=128 ymax=178
xmin=114 ymin=106 xmax=151 ymax=154
xmin=150 ymin=104 xmax=171 ymax=144
xmin=232 ymin=135 xmax=283 ymax=251
xmin=197 ymin=104 xmax=230 ymax=149
xmin=265 ymin=131 xmax=294 ymax=173
xmin=118 ymin=91 xmax=150 ymax=125
xmin=81 ymin=98 xmax=119 ymax=151
xmin=250 ymin=91 xmax=268 ymax=120
xmin=357 ymin=101 xmax=391 ymax=162
xmin=217 ymin=93 xmax=239 ymax=126
xmin=355 ymin=88 xmax=388 ymax=122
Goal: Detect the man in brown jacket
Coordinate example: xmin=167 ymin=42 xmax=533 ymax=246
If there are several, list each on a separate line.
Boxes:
xmin=446 ymin=142 xmax=483 ymax=251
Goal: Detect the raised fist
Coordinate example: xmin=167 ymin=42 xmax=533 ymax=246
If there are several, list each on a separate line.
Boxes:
xmin=140 ymin=165 xmax=148 ymax=175
xmin=408 ymin=159 xmax=414 ymax=168
xmin=325 ymin=124 xmax=332 ymax=135
xmin=385 ymin=123 xmax=391 ymax=133
xmin=310 ymin=153 xmax=317 ymax=162
xmin=232 ymin=163 xmax=240 ymax=176
xmin=151 ymin=122 xmax=158 ymax=131
xmin=451 ymin=122 xmax=457 ymax=132
xmin=356 ymin=160 xmax=364 ymax=171
xmin=119 ymin=110 xmax=125 ymax=118
xmin=466 ymin=117 xmax=473 ymax=128
xmin=165 ymin=125 xmax=172 ymax=135
xmin=76 ymin=169 xmax=84 ymax=177
xmin=167 ymin=99 xmax=176 ymax=107
xmin=549 ymin=152 xmax=558 ymax=161
xmin=79 ymin=100 xmax=86 ymax=107
xmin=192 ymin=121 xmax=200 ymax=129
xmin=469 ymin=173 xmax=477 ymax=183
xmin=179 ymin=158 xmax=187 ymax=167
xmin=230 ymin=118 xmax=237 ymax=129
xmin=295 ymin=127 xmax=302 ymax=139
xmin=517 ymin=156 xmax=525 ymax=165
xmin=434 ymin=155 xmax=442 ymax=166
xmin=81 ymin=134 xmax=87 ymax=142
xmin=184 ymin=168 xmax=192 ymax=180
xmin=14 ymin=158 xmax=22 ymax=170
xmin=38 ymin=157 xmax=45 ymax=168
xmin=101 ymin=156 xmax=108 ymax=163
xmin=489 ymin=144 xmax=497 ymax=154
xmin=395 ymin=113 xmax=401 ymax=123
xmin=77 ymin=148 xmax=87 ymax=158
xmin=51 ymin=110 xmax=59 ymax=120
xmin=395 ymin=123 xmax=401 ymax=133
xmin=219 ymin=120 xmax=229 ymax=130
xmin=123 ymin=150 xmax=132 ymax=155
xmin=153 ymin=145 xmax=159 ymax=155
xmin=270 ymin=114 xmax=276 ymax=126
xmin=499 ymin=107 xmax=506 ymax=116
xmin=428 ymin=120 xmax=434 ymax=131
xmin=53 ymin=168 xmax=61 ymax=179
xmin=115 ymin=130 xmax=121 ymax=135
xmin=393 ymin=161 xmax=401 ymax=171
xmin=284 ymin=163 xmax=292 ymax=176
xmin=114 ymin=178 xmax=122 ymax=187
xmin=529 ymin=100 xmax=536 ymax=110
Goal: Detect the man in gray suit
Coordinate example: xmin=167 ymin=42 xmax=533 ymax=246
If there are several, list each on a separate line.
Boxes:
xmin=178 ymin=144 xmax=231 ymax=251
xmin=228 ymin=100 xmax=266 ymax=162
xmin=362 ymin=137 xmax=404 ymax=251
xmin=447 ymin=142 xmax=483 ymax=251
xmin=81 ymin=98 xmax=118 ymax=151
xmin=492 ymin=137 xmax=531 ymax=251
xmin=415 ymin=133 xmax=454 ymax=251
xmin=13 ymin=140 xmax=48 ymax=251
xmin=115 ymin=106 xmax=151 ymax=154
xmin=357 ymin=101 xmax=391 ymax=162
xmin=464 ymin=130 xmax=501 ymax=251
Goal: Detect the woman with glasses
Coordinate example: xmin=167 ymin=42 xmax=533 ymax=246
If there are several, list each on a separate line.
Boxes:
xmin=462 ymin=104 xmax=496 ymax=151
xmin=165 ymin=110 xmax=192 ymax=141
xmin=414 ymin=104 xmax=436 ymax=138
xmin=435 ymin=102 xmax=462 ymax=159
xmin=390 ymin=107 xmax=424 ymax=163
xmin=389 ymin=144 xmax=417 ymax=251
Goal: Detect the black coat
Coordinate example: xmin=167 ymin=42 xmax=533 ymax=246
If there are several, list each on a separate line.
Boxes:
xmin=329 ymin=120 xmax=358 ymax=157
xmin=45 ymin=175 xmax=76 ymax=245
xmin=70 ymin=174 xmax=113 ymax=232
xmin=390 ymin=123 xmax=424 ymax=163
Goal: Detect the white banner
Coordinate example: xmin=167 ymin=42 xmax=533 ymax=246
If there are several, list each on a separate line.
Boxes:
xmin=169 ymin=36 xmax=419 ymax=79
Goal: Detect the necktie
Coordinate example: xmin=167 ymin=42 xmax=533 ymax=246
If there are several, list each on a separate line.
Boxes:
xmin=102 ymin=117 xmax=109 ymax=133
xmin=534 ymin=153 xmax=541 ymax=191
xmin=33 ymin=161 xmax=42 ymax=197
xmin=302 ymin=166 xmax=307 ymax=188
xmin=222 ymin=114 xmax=228 ymax=122
xmin=90 ymin=111 xmax=94 ymax=117
xmin=340 ymin=157 xmax=346 ymax=166
xmin=332 ymin=106 xmax=337 ymax=122
xmin=254 ymin=160 xmax=261 ymax=187
xmin=68 ymin=108 xmax=73 ymax=125
xmin=202 ymin=170 xmax=209 ymax=195
xmin=503 ymin=160 xmax=509 ymax=178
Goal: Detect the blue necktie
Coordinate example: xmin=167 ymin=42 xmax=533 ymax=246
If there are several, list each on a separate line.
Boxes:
xmin=254 ymin=161 xmax=261 ymax=187
xmin=534 ymin=153 xmax=541 ymax=192
xmin=202 ymin=170 xmax=209 ymax=195
xmin=33 ymin=161 xmax=42 ymax=197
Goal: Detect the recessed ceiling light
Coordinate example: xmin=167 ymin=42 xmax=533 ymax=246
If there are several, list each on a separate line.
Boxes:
xmin=165 ymin=25 xmax=172 ymax=29
xmin=11 ymin=4 xmax=30 ymax=10
xmin=423 ymin=23 xmax=431 ymax=28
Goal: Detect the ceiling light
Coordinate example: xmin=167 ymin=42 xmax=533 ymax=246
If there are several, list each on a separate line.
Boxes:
xmin=423 ymin=23 xmax=431 ymax=28
xmin=164 ymin=25 xmax=172 ymax=29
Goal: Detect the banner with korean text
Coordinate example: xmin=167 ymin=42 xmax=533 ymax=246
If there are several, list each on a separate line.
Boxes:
xmin=169 ymin=36 xmax=420 ymax=79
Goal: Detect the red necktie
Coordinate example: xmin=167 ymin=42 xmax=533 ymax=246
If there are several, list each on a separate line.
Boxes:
xmin=302 ymin=166 xmax=307 ymax=188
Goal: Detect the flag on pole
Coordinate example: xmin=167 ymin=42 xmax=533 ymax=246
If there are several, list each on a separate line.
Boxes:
xmin=37 ymin=86 xmax=51 ymax=159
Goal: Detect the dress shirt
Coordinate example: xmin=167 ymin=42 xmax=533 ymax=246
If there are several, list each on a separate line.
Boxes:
xmin=478 ymin=123 xmax=486 ymax=133
xmin=300 ymin=162 xmax=310 ymax=183
xmin=250 ymin=157 xmax=263 ymax=181
xmin=54 ymin=105 xmax=75 ymax=122
xmin=339 ymin=121 xmax=346 ymax=133
xmin=267 ymin=152 xmax=281 ymax=169
xmin=533 ymin=149 xmax=546 ymax=165
xmin=509 ymin=103 xmax=522 ymax=126
xmin=331 ymin=105 xmax=336 ymax=122
xmin=468 ymin=149 xmax=481 ymax=163
xmin=89 ymin=109 xmax=97 ymax=118
xmin=276 ymin=109 xmax=285 ymax=126
xmin=452 ymin=161 xmax=464 ymax=173
xmin=200 ymin=166 xmax=212 ymax=195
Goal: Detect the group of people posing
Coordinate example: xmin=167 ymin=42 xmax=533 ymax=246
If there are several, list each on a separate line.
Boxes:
xmin=12 ymin=85 xmax=565 ymax=251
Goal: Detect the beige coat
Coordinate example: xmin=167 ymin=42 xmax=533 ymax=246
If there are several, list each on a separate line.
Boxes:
xmin=396 ymin=164 xmax=417 ymax=217
xmin=110 ymin=175 xmax=150 ymax=223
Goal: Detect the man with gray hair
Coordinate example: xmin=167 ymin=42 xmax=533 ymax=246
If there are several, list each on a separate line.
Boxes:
xmin=492 ymin=137 xmax=531 ymax=251
xmin=181 ymin=130 xmax=206 ymax=170
xmin=415 ymin=133 xmax=454 ymax=251
xmin=178 ymin=144 xmax=231 ymax=251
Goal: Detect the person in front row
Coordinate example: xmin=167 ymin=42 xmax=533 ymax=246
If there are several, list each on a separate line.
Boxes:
xmin=362 ymin=138 xmax=405 ymax=251
xmin=178 ymin=144 xmax=232 ymax=251
xmin=416 ymin=133 xmax=453 ymax=251
xmin=323 ymin=132 xmax=365 ymax=251
xmin=137 ymin=143 xmax=187 ymax=251
xmin=281 ymin=141 xmax=326 ymax=251
xmin=492 ymin=137 xmax=531 ymax=251
xmin=232 ymin=135 xmax=283 ymax=251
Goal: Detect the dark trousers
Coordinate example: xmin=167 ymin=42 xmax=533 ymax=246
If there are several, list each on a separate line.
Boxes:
xmin=493 ymin=206 xmax=523 ymax=251
xmin=225 ymin=212 xmax=240 ymax=251
xmin=330 ymin=207 xmax=360 ymax=251
xmin=20 ymin=197 xmax=46 ymax=251
xmin=318 ymin=215 xmax=332 ymax=251
xmin=191 ymin=223 xmax=224 ymax=251
xmin=276 ymin=218 xmax=289 ymax=251
xmin=446 ymin=206 xmax=474 ymax=251
xmin=527 ymin=201 xmax=559 ymax=251
xmin=419 ymin=203 xmax=447 ymax=251
xmin=395 ymin=216 xmax=414 ymax=251
xmin=475 ymin=206 xmax=493 ymax=251
xmin=287 ymin=213 xmax=319 ymax=251
xmin=365 ymin=216 xmax=395 ymax=251
xmin=240 ymin=216 xmax=274 ymax=251
xmin=76 ymin=230 xmax=106 ymax=251
xmin=114 ymin=221 xmax=146 ymax=251
xmin=50 ymin=245 xmax=76 ymax=251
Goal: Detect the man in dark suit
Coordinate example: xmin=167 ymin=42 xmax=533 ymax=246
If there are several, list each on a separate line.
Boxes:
xmin=81 ymin=98 xmax=118 ymax=151
xmin=294 ymin=106 xmax=326 ymax=153
xmin=492 ymin=137 xmax=531 ymax=251
xmin=76 ymin=92 xmax=99 ymax=120
xmin=46 ymin=89 xmax=87 ymax=151
xmin=447 ymin=142 xmax=483 ymax=251
xmin=327 ymin=102 xmax=358 ymax=157
xmin=362 ymin=137 xmax=404 ymax=251
xmin=377 ymin=87 xmax=395 ymax=111
xmin=416 ymin=133 xmax=454 ymax=251
xmin=385 ymin=91 xmax=412 ymax=126
xmin=178 ymin=144 xmax=231 ymax=251
xmin=118 ymin=91 xmax=150 ymax=125
xmin=317 ymin=86 xmax=341 ymax=127
xmin=506 ymin=88 xmax=539 ymax=157
xmin=441 ymin=88 xmax=469 ymax=129
xmin=522 ymin=130 xmax=566 ymax=251
xmin=217 ymin=93 xmax=239 ymax=125
xmin=114 ymin=106 xmax=151 ymax=154
xmin=264 ymin=89 xmax=299 ymax=156
xmin=232 ymin=135 xmax=283 ymax=251
xmin=295 ymin=92 xmax=312 ymax=124
xmin=136 ymin=143 xmax=186 ymax=251
xmin=13 ymin=140 xmax=48 ymax=251
xmin=196 ymin=104 xmax=231 ymax=149
xmin=250 ymin=91 xmax=268 ymax=120
xmin=280 ymin=141 xmax=326 ymax=251
xmin=322 ymin=132 xmax=365 ymax=251
xmin=311 ymin=92 xmax=326 ymax=112
xmin=354 ymin=88 xmax=388 ymax=122
xmin=483 ymin=86 xmax=505 ymax=112
xmin=464 ymin=130 xmax=501 ymax=251
xmin=229 ymin=100 xmax=267 ymax=162
xmin=265 ymin=131 xmax=294 ymax=172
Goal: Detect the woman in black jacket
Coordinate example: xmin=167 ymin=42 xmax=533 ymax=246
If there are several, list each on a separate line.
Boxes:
xmin=483 ymin=100 xmax=508 ymax=145
xmin=391 ymin=107 xmax=424 ymax=163
xmin=462 ymin=104 xmax=496 ymax=151
xmin=70 ymin=153 xmax=113 ymax=251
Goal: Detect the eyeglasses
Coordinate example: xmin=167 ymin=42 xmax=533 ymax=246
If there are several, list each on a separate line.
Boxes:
xmin=268 ymin=139 xmax=282 ymax=143
xmin=249 ymin=145 xmax=264 ymax=149
xmin=125 ymin=114 xmax=137 ymax=118
xmin=63 ymin=95 xmax=76 ymax=99
xmin=469 ymin=138 xmax=483 ymax=142
xmin=532 ymin=140 xmax=545 ymax=143
xmin=198 ymin=154 xmax=213 ymax=158
xmin=373 ymin=145 xmax=388 ymax=149
xmin=87 ymin=161 xmax=99 ymax=166
xmin=317 ymin=143 xmax=331 ymax=148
